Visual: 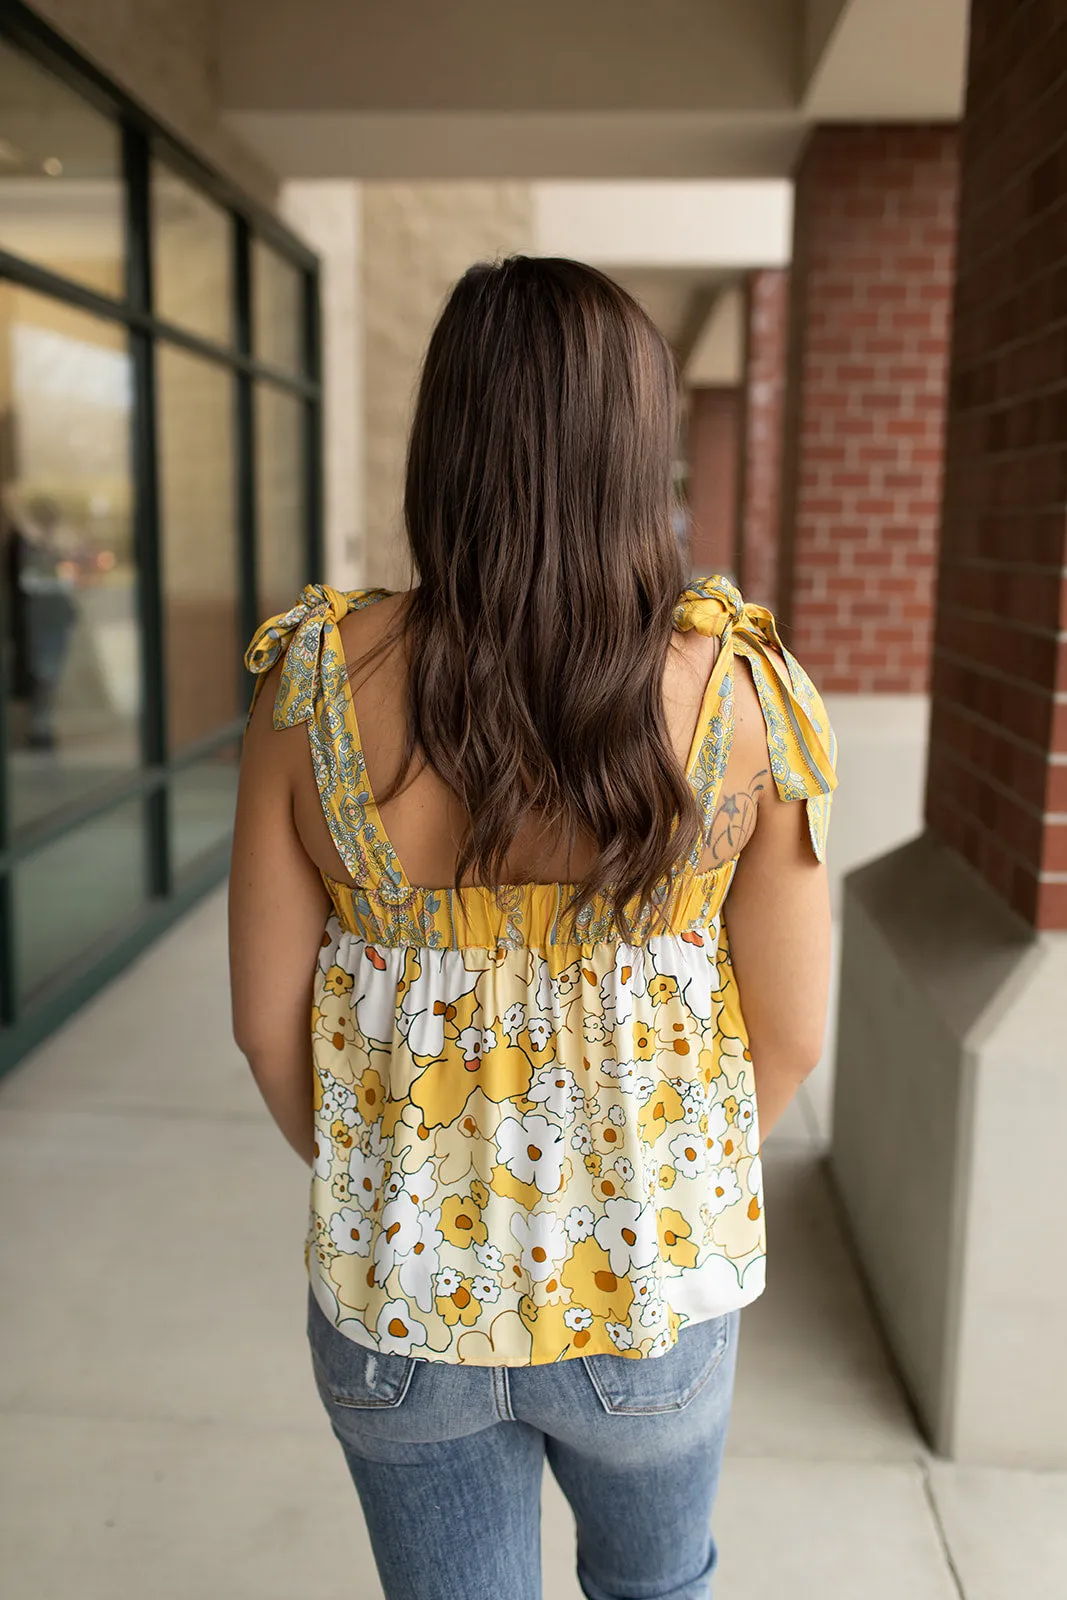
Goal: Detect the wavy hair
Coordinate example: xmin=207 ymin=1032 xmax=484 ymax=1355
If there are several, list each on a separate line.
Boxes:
xmin=380 ymin=255 xmax=701 ymax=931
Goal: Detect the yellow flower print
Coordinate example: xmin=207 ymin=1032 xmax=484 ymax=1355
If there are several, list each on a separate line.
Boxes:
xmin=435 ymin=1275 xmax=483 ymax=1327
xmin=593 ymin=1171 xmax=627 ymax=1204
xmin=591 ymin=1118 xmax=626 ymax=1159
xmin=439 ymin=1193 xmax=489 ymax=1248
xmin=470 ymin=1178 xmax=489 ymax=1210
xmin=584 ymin=1151 xmax=602 ymax=1177
xmin=722 ymin=1095 xmax=739 ymax=1123
xmin=355 ymin=1067 xmax=386 ymax=1124
xmin=560 ymin=1238 xmax=634 ymax=1323
xmin=658 ymin=1163 xmax=677 ymax=1190
xmin=658 ymin=1207 xmax=699 ymax=1269
xmin=632 ymin=1020 xmax=657 ymax=1060
xmin=410 ymin=1039 xmax=534 ymax=1130
xmin=323 ymin=964 xmax=354 ymax=997
xmin=637 ymin=1081 xmax=686 ymax=1145
xmin=312 ymin=991 xmax=358 ymax=1062
xmin=330 ymin=1117 xmax=355 ymax=1151
xmin=698 ymin=1046 xmax=723 ymax=1086
xmin=490 ymin=1164 xmax=542 ymax=1209
xmin=648 ymin=975 xmax=680 ymax=1006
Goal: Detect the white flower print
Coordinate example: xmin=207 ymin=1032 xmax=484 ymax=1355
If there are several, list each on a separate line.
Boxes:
xmin=607 ymin=1103 xmax=626 ymax=1127
xmin=527 ymin=1016 xmax=552 ymax=1052
xmin=563 ymin=1306 xmax=594 ymax=1332
xmin=613 ymin=1157 xmax=635 ymax=1184
xmin=348 ymin=1143 xmax=385 ymax=1209
xmin=606 ymin=1320 xmax=634 ymax=1350
xmin=481 ymin=1027 xmax=498 ymax=1053
xmin=563 ymin=1205 xmax=595 ymax=1243
xmin=705 ymin=1165 xmax=742 ymax=1216
xmin=510 ymin=1210 xmax=568 ymax=1281
xmin=456 ymin=1026 xmax=485 ymax=1065
xmin=639 ymin=1295 xmax=668 ymax=1328
xmin=329 ymin=1207 xmax=372 ymax=1255
xmin=496 ymin=1112 xmax=566 ymax=1193
xmin=502 ymin=1002 xmax=526 ymax=1045
xmin=435 ymin=1266 xmax=462 ymax=1296
xmin=396 ymin=1159 xmax=438 ymax=1209
xmin=735 ymin=1098 xmax=756 ymax=1137
xmin=669 ymin=1130 xmax=707 ymax=1177
xmin=583 ymin=1014 xmax=607 ymax=1044
xmin=631 ymin=1275 xmax=656 ymax=1307
xmin=470 ymin=1275 xmax=501 ymax=1304
xmin=646 ymin=932 xmax=717 ymax=1024
xmin=570 ymin=1124 xmax=593 ymax=1156
xmin=647 ymin=1328 xmax=673 ymax=1357
xmin=746 ymin=1155 xmax=763 ymax=1196
xmin=473 ymin=1240 xmax=505 ymax=1272
xmin=599 ymin=944 xmax=647 ymax=1029
xmin=375 ymin=1299 xmax=428 ymax=1356
xmin=311 ymin=1125 xmax=333 ymax=1181
xmin=594 ymin=1196 xmax=658 ymax=1277
xmin=634 ymin=1075 xmax=656 ymax=1104
xmin=397 ymin=950 xmax=479 ymax=1060
xmin=383 ymin=1168 xmax=405 ymax=1203
xmin=397 ymin=1206 xmax=443 ymax=1312
xmin=527 ymin=1066 xmax=583 ymax=1124
xmin=372 ymin=1191 xmax=423 ymax=1279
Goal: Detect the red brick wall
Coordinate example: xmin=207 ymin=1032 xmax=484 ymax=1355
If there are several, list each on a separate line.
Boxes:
xmin=737 ymin=268 xmax=788 ymax=611
xmin=685 ymin=386 xmax=741 ymax=578
xmin=925 ymin=0 xmax=1067 ymax=931
xmin=779 ymin=125 xmax=959 ymax=692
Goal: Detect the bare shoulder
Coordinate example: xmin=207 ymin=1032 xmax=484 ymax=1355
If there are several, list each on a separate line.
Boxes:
xmin=336 ymin=589 xmax=411 ymax=686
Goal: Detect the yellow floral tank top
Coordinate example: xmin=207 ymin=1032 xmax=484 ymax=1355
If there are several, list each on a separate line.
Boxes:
xmin=245 ymin=575 xmax=837 ymax=1367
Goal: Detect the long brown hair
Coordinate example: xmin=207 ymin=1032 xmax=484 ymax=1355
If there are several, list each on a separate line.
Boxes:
xmin=385 ymin=255 xmax=700 ymax=930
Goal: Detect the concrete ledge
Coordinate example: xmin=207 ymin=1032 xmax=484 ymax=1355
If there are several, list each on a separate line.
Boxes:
xmin=830 ymin=834 xmax=1067 ymax=1466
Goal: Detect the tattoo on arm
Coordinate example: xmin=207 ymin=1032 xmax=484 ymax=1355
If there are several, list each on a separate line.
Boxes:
xmin=707 ymin=768 xmax=769 ymax=863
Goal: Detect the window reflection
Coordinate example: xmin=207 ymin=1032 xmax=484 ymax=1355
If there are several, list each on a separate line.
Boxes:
xmin=152 ymin=162 xmax=232 ymax=345
xmin=156 ymin=345 xmax=239 ymax=749
xmin=255 ymin=383 xmax=307 ymax=620
xmin=0 ymin=287 xmax=139 ymax=832
xmin=253 ymin=238 xmax=304 ymax=373
xmin=0 ymin=37 xmax=124 ymax=297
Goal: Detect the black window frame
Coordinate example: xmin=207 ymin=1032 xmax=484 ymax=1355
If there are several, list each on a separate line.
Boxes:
xmin=0 ymin=0 xmax=323 ymax=1074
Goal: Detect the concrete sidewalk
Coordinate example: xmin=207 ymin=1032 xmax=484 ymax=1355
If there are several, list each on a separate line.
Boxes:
xmin=1 ymin=888 xmax=1064 ymax=1599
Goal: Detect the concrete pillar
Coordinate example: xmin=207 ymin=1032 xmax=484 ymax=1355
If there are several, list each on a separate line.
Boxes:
xmin=685 ymin=387 xmax=741 ymax=580
xmin=736 ymin=268 xmax=788 ymax=611
xmin=280 ymin=181 xmax=365 ymax=589
xmin=831 ymin=2 xmax=1067 ymax=1467
xmin=780 ymin=126 xmax=958 ymax=691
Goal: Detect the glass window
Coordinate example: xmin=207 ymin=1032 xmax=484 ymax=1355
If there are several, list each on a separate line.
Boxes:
xmin=255 ymin=383 xmax=307 ymax=619
xmin=0 ymin=287 xmax=140 ymax=833
xmin=253 ymin=238 xmax=304 ymax=373
xmin=171 ymin=743 xmax=239 ymax=876
xmin=156 ymin=346 xmax=239 ymax=750
xmin=152 ymin=162 xmax=232 ymax=344
xmin=14 ymin=796 xmax=147 ymax=1003
xmin=0 ymin=38 xmax=124 ymax=297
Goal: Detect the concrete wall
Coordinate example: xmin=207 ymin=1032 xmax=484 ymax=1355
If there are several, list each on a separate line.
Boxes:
xmin=361 ymin=183 xmax=533 ymax=589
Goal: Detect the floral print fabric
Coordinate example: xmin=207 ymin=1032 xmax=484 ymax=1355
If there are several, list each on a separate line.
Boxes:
xmin=245 ymin=575 xmax=837 ymax=1365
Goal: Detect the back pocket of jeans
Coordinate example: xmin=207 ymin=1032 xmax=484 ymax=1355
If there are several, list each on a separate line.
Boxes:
xmin=307 ymin=1290 xmax=417 ymax=1410
xmin=581 ymin=1315 xmax=731 ymax=1415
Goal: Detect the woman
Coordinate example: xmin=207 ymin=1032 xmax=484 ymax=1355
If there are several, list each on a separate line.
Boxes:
xmin=230 ymin=256 xmax=835 ymax=1600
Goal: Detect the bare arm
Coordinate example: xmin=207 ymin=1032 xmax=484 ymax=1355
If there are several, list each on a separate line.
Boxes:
xmin=723 ymin=781 xmax=832 ymax=1139
xmin=228 ymin=672 xmax=331 ymax=1164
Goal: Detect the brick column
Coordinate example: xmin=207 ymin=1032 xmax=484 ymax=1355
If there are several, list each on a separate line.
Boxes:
xmin=685 ymin=386 xmax=741 ymax=579
xmin=780 ymin=126 xmax=959 ymax=691
xmin=736 ymin=268 xmax=788 ymax=611
xmin=925 ymin=1 xmax=1067 ymax=932
xmin=830 ymin=2 xmax=1067 ymax=1467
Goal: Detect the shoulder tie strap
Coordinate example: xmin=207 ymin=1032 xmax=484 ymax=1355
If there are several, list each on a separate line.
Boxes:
xmin=244 ymin=582 xmax=390 ymax=727
xmin=674 ymin=576 xmax=838 ymax=862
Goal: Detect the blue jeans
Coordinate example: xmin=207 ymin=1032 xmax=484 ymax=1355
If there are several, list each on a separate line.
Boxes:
xmin=308 ymin=1291 xmax=739 ymax=1600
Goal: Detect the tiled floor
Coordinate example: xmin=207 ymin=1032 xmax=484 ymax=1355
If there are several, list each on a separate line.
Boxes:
xmin=2 ymin=889 xmax=1065 ymax=1599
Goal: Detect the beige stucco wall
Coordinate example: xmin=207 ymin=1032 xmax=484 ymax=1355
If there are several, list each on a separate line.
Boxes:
xmin=31 ymin=0 xmax=277 ymax=205
xmin=361 ymin=183 xmax=533 ymax=588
